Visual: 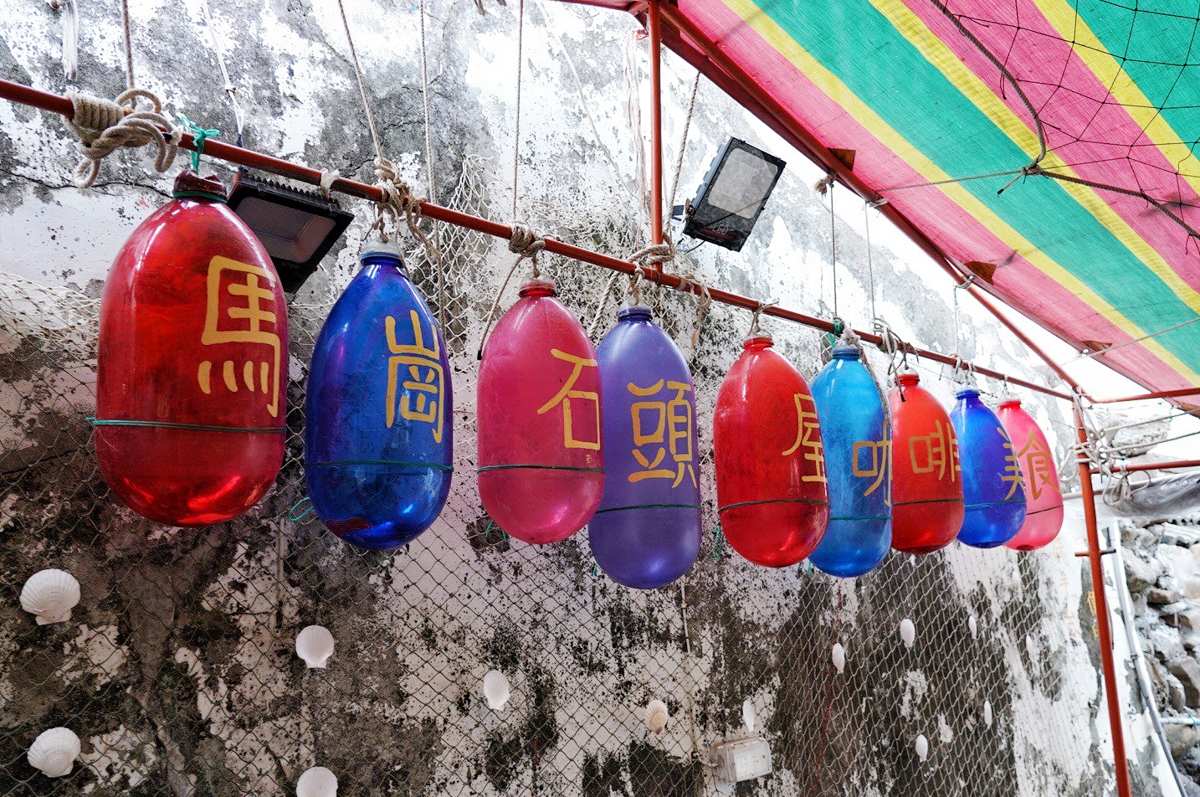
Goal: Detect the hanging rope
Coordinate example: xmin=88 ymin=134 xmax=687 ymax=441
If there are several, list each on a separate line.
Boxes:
xmin=511 ymin=0 xmax=526 ymax=220
xmin=65 ymin=89 xmax=180 ymax=188
xmin=198 ymin=0 xmax=245 ymax=144
xmin=664 ymin=71 xmax=701 ymax=239
xmin=676 ymin=273 xmax=712 ymax=352
xmin=477 ymin=222 xmax=545 ymax=358
xmin=419 ymin=0 xmax=446 ymax=331
xmin=748 ymin=301 xmax=776 ymax=337
xmin=119 ymin=0 xmax=135 ymax=90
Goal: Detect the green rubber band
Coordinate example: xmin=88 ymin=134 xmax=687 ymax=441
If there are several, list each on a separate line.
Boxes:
xmin=719 ymin=497 xmax=831 ymax=513
xmin=179 ymin=115 xmax=220 ymax=171
xmin=592 ymin=503 xmax=701 ymax=514
xmin=829 ymin=514 xmax=891 ymax=522
xmin=893 ymin=497 xmax=965 ymax=508
xmin=964 ymin=499 xmax=1025 ymax=511
xmin=306 ymin=460 xmax=452 ymax=471
xmin=172 ymin=190 xmax=227 ymax=203
xmin=90 ymin=418 xmax=285 ymax=434
xmin=476 ymin=464 xmax=605 ymax=473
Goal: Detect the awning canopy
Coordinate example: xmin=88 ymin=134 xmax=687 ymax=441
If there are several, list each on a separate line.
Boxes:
xmin=568 ymin=0 xmax=1200 ymax=400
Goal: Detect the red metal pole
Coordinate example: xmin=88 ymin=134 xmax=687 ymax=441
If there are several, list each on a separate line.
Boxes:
xmin=1075 ymin=401 xmax=1133 ymax=797
xmin=0 ymin=78 xmax=1074 ymax=400
xmin=1094 ymin=386 xmax=1200 ymax=404
xmin=647 ymin=0 xmax=665 ymax=251
xmin=1113 ymin=459 xmax=1200 ymax=473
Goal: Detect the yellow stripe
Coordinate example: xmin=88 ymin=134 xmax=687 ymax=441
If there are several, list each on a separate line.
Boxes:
xmin=720 ymin=0 xmax=1200 ymax=384
xmin=873 ymin=0 xmax=1200 ymax=327
xmin=1036 ymin=0 xmax=1200 ymax=200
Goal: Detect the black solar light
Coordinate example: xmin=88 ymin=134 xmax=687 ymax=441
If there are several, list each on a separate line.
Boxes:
xmin=227 ymin=170 xmax=354 ymax=293
xmin=683 ymin=138 xmax=786 ymax=251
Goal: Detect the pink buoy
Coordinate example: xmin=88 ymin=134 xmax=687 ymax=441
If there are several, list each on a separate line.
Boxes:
xmin=998 ymin=397 xmax=1064 ymax=551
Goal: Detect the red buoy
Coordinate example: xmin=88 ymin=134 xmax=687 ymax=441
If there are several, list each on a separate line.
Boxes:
xmin=95 ymin=171 xmax=288 ymax=526
xmin=476 ymin=280 xmax=604 ymax=544
xmin=713 ymin=334 xmax=829 ymax=567
xmin=889 ymin=371 xmax=964 ymax=554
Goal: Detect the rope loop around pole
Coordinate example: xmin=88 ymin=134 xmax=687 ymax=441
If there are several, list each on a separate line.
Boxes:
xmin=66 ymin=89 xmax=180 ymax=188
xmin=748 ymin=300 xmax=776 ymax=337
xmin=675 ymin=273 xmax=712 ymax=351
xmin=629 ymin=242 xmax=675 ymax=271
xmin=507 ymin=221 xmax=545 ymax=278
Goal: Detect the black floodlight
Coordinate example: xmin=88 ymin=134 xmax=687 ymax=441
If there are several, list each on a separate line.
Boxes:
xmin=683 ymin=138 xmax=786 ymax=252
xmin=227 ymin=170 xmax=354 ymax=293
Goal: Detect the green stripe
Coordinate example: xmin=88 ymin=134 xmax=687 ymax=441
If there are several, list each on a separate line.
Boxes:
xmin=719 ymin=498 xmax=830 ymax=512
xmin=893 ymin=497 xmax=964 ymax=508
xmin=593 ymin=504 xmax=701 ymax=514
xmin=306 ymin=460 xmax=452 ymax=471
xmin=750 ymin=0 xmax=1200 ymax=373
xmin=477 ymin=464 xmax=605 ymax=473
xmin=91 ymin=418 xmax=284 ymax=433
xmin=830 ymin=514 xmax=890 ymax=522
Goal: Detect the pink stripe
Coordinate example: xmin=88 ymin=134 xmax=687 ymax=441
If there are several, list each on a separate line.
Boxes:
xmin=682 ymin=0 xmax=1192 ymax=391
xmin=901 ymin=0 xmax=1200 ymax=290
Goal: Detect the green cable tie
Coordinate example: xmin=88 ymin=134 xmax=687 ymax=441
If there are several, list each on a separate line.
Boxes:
xmin=180 ymin=114 xmax=220 ymax=171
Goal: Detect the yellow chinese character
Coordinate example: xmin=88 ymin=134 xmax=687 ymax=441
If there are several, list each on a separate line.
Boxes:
xmin=1017 ymin=431 xmax=1054 ymax=500
xmin=537 ymin=349 xmax=600 ymax=450
xmin=626 ymin=379 xmax=697 ymax=487
xmin=908 ymin=420 xmax=960 ymax=482
xmin=197 ymin=256 xmax=282 ymax=418
xmin=999 ymin=426 xmax=1024 ymax=500
xmin=852 ymin=438 xmax=890 ymax=499
xmin=385 ymin=310 xmax=445 ymax=443
xmin=782 ymin=393 xmax=826 ymax=484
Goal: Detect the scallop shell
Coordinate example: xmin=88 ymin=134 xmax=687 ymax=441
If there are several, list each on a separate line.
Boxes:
xmin=831 ymin=642 xmax=846 ymax=675
xmin=296 ymin=766 xmax=338 ymax=797
xmin=983 ymin=700 xmax=993 ymax=728
xmin=742 ymin=699 xmax=757 ymax=732
xmin=20 ymin=569 xmax=80 ymax=625
xmin=295 ymin=625 xmax=335 ymax=669
xmin=483 ymin=670 xmax=511 ymax=711
xmin=645 ymin=699 xmax=668 ymax=734
xmin=914 ymin=733 xmax=929 ymax=762
xmin=27 ymin=727 xmax=80 ymax=778
xmin=968 ymin=615 xmax=978 ymax=639
xmin=900 ymin=618 xmax=916 ymax=649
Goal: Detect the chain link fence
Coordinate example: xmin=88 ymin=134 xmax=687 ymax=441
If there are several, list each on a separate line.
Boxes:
xmin=0 ymin=154 xmax=1110 ymax=796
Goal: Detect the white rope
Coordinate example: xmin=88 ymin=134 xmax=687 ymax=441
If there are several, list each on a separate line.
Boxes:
xmin=199 ymin=0 xmax=246 ymax=141
xmin=66 ymin=90 xmax=180 ymax=188
xmin=511 ymin=0 xmax=525 ymax=220
xmin=419 ymin=0 xmax=445 ymax=330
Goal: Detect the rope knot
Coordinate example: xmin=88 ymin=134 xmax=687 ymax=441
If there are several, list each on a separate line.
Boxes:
xmin=66 ymin=89 xmax=179 ymax=188
xmin=507 ymin=222 xmax=545 ymax=278
xmin=629 ymin=242 xmax=674 ymax=270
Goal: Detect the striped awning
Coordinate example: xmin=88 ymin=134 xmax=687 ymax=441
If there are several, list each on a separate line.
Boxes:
xmin=569 ymin=0 xmax=1200 ymax=400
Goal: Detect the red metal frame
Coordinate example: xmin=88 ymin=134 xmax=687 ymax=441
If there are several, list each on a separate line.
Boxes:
xmin=1075 ymin=403 xmax=1133 ymax=797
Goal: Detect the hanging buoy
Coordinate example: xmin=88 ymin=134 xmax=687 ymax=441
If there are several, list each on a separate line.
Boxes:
xmin=832 ymin=642 xmax=846 ymax=674
xmin=477 ymin=280 xmax=604 ymax=544
xmin=304 ymin=241 xmax=452 ymax=549
xmin=997 ymin=396 xmax=1064 ymax=551
xmin=714 ymin=333 xmax=829 ymax=567
xmin=95 ymin=170 xmax=287 ymax=526
xmin=590 ymin=304 xmax=701 ymax=588
xmin=808 ymin=335 xmax=891 ymax=577
xmin=951 ymin=386 xmax=1026 ymax=548
xmin=900 ymin=618 xmax=916 ymax=649
xmin=889 ymin=371 xmax=963 ymax=554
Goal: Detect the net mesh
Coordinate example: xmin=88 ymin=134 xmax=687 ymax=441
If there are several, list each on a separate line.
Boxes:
xmin=0 ymin=154 xmax=1108 ymax=796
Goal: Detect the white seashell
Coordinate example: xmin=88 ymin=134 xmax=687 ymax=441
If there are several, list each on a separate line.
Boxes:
xmin=27 ymin=727 xmax=80 ymax=778
xmin=914 ymin=734 xmax=929 ymax=762
xmin=482 ymin=670 xmax=510 ymax=711
xmin=296 ymin=766 xmax=338 ymax=797
xmin=295 ymin=625 xmax=335 ymax=669
xmin=900 ymin=618 xmax=916 ymax=649
xmin=1012 ymin=569 xmax=1021 ymax=588
xmin=742 ymin=699 xmax=756 ymax=732
xmin=20 ymin=569 xmax=80 ymax=625
xmin=983 ymin=700 xmax=993 ymax=728
xmin=968 ymin=615 xmax=978 ymax=639
xmin=831 ymin=642 xmax=846 ymax=675
xmin=645 ymin=699 xmax=668 ymax=734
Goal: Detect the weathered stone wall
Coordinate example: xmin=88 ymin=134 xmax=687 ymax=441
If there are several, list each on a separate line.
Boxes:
xmin=0 ymin=0 xmax=1159 ymax=794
